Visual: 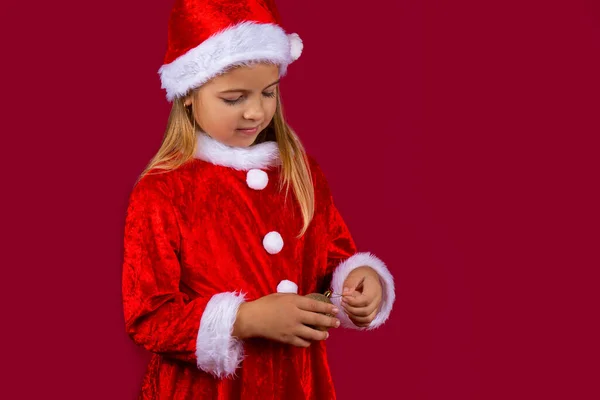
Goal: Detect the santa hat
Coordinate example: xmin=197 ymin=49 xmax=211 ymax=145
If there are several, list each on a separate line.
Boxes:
xmin=158 ymin=0 xmax=303 ymax=101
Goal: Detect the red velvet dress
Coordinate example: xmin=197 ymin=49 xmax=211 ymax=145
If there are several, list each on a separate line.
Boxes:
xmin=122 ymin=134 xmax=395 ymax=399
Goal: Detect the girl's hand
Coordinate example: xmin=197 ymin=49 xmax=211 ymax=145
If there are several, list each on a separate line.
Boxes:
xmin=233 ymin=293 xmax=341 ymax=347
xmin=341 ymin=266 xmax=383 ymax=327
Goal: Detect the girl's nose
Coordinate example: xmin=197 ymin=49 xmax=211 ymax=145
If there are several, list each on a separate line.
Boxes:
xmin=243 ymin=98 xmax=265 ymax=121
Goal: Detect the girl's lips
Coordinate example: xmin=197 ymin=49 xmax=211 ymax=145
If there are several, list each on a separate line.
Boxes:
xmin=236 ymin=127 xmax=259 ymax=135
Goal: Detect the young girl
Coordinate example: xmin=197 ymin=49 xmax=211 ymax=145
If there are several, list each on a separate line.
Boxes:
xmin=122 ymin=0 xmax=396 ymax=398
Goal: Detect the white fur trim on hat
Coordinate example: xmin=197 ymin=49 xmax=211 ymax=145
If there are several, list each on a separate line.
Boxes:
xmin=159 ymin=22 xmax=302 ymax=101
xmin=263 ymin=231 xmax=284 ymax=254
xmin=277 ymin=280 xmax=298 ymax=293
xmin=246 ymin=169 xmax=269 ymax=190
xmin=195 ymin=291 xmax=246 ymax=378
xmin=329 ymin=252 xmax=395 ymax=330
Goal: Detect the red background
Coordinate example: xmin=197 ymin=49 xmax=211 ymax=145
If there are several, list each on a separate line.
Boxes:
xmin=3 ymin=0 xmax=599 ymax=399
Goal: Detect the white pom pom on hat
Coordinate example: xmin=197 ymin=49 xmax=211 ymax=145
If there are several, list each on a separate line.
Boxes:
xmin=288 ymin=33 xmax=303 ymax=61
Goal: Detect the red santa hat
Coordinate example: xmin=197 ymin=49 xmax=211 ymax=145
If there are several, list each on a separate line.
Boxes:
xmin=158 ymin=0 xmax=303 ymax=101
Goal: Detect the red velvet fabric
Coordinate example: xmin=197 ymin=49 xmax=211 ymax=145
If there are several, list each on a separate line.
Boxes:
xmin=164 ymin=0 xmax=279 ymax=65
xmin=122 ymin=156 xmax=357 ymax=399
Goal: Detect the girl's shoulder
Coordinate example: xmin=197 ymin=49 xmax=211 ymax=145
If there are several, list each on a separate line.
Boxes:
xmin=128 ymin=159 xmax=203 ymax=203
xmin=305 ymin=153 xmax=326 ymax=178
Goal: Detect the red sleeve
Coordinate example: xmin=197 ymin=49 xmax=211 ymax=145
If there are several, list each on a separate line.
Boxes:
xmin=311 ymin=160 xmax=396 ymax=330
xmin=122 ymin=176 xmax=244 ymax=378
xmin=325 ymin=196 xmax=359 ymax=278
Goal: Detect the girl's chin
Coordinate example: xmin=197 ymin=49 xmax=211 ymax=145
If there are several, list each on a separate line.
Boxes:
xmin=226 ymin=134 xmax=259 ymax=148
xmin=205 ymin=130 xmax=261 ymax=148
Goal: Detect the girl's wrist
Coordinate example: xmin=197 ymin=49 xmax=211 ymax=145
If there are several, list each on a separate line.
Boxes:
xmin=232 ymin=301 xmax=255 ymax=340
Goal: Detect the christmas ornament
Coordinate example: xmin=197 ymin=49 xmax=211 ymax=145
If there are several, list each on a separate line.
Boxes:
xmin=304 ymin=290 xmax=337 ymax=331
xmin=275 ymin=280 xmax=341 ymax=332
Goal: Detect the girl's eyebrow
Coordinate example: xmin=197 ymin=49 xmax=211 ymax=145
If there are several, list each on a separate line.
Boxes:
xmin=219 ymin=79 xmax=280 ymax=94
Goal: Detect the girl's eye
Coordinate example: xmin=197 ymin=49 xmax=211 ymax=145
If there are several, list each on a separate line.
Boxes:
xmin=222 ymin=97 xmax=244 ymax=105
xmin=222 ymin=91 xmax=275 ymax=105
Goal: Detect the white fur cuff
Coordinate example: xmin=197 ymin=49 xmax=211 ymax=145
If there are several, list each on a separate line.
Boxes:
xmin=196 ymin=292 xmax=246 ymax=378
xmin=330 ymin=252 xmax=395 ymax=330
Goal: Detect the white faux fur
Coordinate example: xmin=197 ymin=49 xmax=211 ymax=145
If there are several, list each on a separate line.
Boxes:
xmin=330 ymin=252 xmax=395 ymax=330
xmin=196 ymin=291 xmax=246 ymax=378
xmin=194 ymin=132 xmax=280 ymax=170
xmin=277 ymin=279 xmax=298 ymax=293
xmin=159 ymin=21 xmax=301 ymax=101
xmin=263 ymin=231 xmax=284 ymax=254
xmin=288 ymin=33 xmax=303 ymax=61
xmin=246 ymin=168 xmax=269 ymax=190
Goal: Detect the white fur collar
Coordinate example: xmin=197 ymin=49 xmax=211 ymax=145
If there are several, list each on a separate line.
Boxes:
xmin=193 ymin=132 xmax=280 ymax=171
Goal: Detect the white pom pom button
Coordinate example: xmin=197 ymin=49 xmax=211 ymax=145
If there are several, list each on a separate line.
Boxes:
xmin=263 ymin=231 xmax=284 ymax=254
xmin=246 ymin=169 xmax=269 ymax=190
xmin=277 ymin=280 xmax=298 ymax=294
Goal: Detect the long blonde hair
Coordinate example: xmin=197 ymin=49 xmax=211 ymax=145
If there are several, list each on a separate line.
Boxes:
xmin=140 ymin=92 xmax=315 ymax=237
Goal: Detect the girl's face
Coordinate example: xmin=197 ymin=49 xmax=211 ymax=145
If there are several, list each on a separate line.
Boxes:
xmin=185 ymin=63 xmax=280 ymax=148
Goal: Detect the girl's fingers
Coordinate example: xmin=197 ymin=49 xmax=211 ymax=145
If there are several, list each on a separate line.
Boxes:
xmin=342 ymin=292 xmax=371 ymax=307
xmin=298 ymin=296 xmax=338 ymax=316
xmin=343 ymin=289 xmax=381 ymax=310
xmin=342 ymin=298 xmax=379 ymax=317
xmin=299 ymin=310 xmax=340 ymax=329
xmin=295 ymin=324 xmax=329 ymax=342
xmin=289 ymin=336 xmax=312 ymax=348
xmin=342 ymin=296 xmax=381 ymax=317
xmin=348 ymin=308 xmax=379 ymax=326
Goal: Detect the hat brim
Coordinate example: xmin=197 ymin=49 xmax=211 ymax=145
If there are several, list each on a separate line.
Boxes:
xmin=159 ymin=21 xmax=302 ymax=101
